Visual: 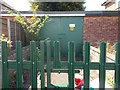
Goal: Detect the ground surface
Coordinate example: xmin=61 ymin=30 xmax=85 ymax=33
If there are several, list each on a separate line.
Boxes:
xmin=29 ymin=72 xmax=112 ymax=89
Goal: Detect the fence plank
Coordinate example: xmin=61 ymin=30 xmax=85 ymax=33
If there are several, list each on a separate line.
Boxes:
xmin=68 ymin=42 xmax=75 ymax=89
xmin=114 ymin=42 xmax=120 ymax=90
xmin=7 ymin=61 xmax=115 ymax=70
xmin=16 ymin=41 xmax=23 ymax=88
xmin=30 ymin=41 xmax=37 ymax=89
xmin=46 ymin=41 xmax=52 ymax=88
xmin=53 ymin=41 xmax=61 ymax=69
xmin=99 ymin=42 xmax=106 ymax=90
xmin=40 ymin=41 xmax=45 ymax=89
xmin=83 ymin=41 xmax=90 ymax=89
xmin=2 ymin=42 xmax=9 ymax=88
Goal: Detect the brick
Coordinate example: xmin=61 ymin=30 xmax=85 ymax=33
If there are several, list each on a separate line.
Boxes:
xmin=84 ymin=16 xmax=118 ymax=47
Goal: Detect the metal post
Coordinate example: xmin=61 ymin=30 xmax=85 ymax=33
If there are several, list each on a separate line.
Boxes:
xmin=68 ymin=41 xmax=75 ymax=89
xmin=99 ymin=42 xmax=106 ymax=90
xmin=83 ymin=41 xmax=90 ymax=90
xmin=30 ymin=41 xmax=37 ymax=89
xmin=114 ymin=42 xmax=120 ymax=90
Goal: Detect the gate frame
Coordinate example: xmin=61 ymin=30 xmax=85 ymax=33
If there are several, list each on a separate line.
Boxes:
xmin=1 ymin=40 xmax=120 ymax=89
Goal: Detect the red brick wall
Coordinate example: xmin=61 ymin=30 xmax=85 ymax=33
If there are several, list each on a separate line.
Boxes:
xmin=83 ymin=16 xmax=119 ymax=47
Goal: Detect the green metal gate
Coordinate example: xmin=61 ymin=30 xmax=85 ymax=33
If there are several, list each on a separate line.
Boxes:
xmin=40 ymin=16 xmax=83 ymax=59
xmin=2 ymin=41 xmax=120 ymax=89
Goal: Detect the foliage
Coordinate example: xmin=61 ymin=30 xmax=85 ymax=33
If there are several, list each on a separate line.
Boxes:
xmin=30 ymin=2 xmax=86 ymax=11
xmin=0 ymin=34 xmax=12 ymax=48
xmin=106 ymin=77 xmax=114 ymax=88
xmin=8 ymin=7 xmax=49 ymax=41
xmin=106 ymin=42 xmax=115 ymax=54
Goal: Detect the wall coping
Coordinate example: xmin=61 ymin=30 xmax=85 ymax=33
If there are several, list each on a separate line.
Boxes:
xmin=1 ymin=11 xmax=120 ymax=16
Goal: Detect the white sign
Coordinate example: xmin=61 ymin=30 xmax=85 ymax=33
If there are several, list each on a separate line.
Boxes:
xmin=69 ymin=24 xmax=75 ymax=31
xmin=69 ymin=24 xmax=75 ymax=27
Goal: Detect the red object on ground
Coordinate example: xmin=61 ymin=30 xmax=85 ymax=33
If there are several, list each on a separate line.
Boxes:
xmin=75 ymin=78 xmax=84 ymax=89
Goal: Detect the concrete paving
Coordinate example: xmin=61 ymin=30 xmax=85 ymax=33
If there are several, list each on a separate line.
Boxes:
xmin=91 ymin=78 xmax=112 ymax=89
xmin=28 ymin=73 xmax=112 ymax=89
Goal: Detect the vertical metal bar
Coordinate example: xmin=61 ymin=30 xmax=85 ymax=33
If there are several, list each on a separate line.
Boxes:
xmin=99 ymin=42 xmax=106 ymax=90
xmin=46 ymin=40 xmax=51 ymax=88
xmin=83 ymin=41 xmax=90 ymax=89
xmin=30 ymin=41 xmax=37 ymax=89
xmin=40 ymin=41 xmax=45 ymax=89
xmin=68 ymin=41 xmax=75 ymax=89
xmin=2 ymin=41 xmax=9 ymax=88
xmin=53 ymin=41 xmax=61 ymax=69
xmin=114 ymin=42 xmax=120 ymax=90
xmin=0 ymin=6 xmax=2 ymax=89
xmin=16 ymin=41 xmax=23 ymax=88
xmin=0 ymin=41 xmax=2 ymax=89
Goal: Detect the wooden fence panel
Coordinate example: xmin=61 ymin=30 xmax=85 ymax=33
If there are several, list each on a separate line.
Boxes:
xmin=2 ymin=18 xmax=27 ymax=48
xmin=2 ymin=18 xmax=8 ymax=37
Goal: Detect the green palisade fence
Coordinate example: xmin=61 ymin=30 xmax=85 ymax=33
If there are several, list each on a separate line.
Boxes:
xmin=1 ymin=41 xmax=120 ymax=89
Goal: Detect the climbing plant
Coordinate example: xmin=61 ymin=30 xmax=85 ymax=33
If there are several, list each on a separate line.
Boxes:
xmin=0 ymin=34 xmax=12 ymax=48
xmin=8 ymin=6 xmax=49 ymax=41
